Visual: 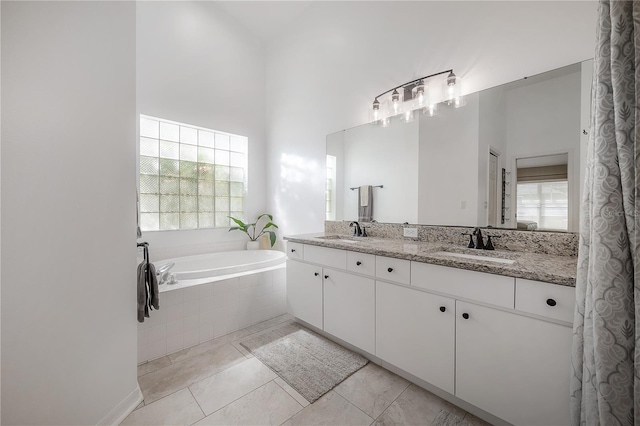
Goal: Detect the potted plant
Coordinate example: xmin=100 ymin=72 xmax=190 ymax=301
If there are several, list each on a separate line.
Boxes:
xmin=228 ymin=214 xmax=279 ymax=250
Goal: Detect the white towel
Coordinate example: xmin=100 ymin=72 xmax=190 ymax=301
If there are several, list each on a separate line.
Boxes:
xmin=360 ymin=185 xmax=370 ymax=207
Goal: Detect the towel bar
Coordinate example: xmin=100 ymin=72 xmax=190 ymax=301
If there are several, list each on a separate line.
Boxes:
xmin=349 ymin=185 xmax=383 ymax=190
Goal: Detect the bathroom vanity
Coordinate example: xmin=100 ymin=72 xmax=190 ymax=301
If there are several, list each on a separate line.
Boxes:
xmin=284 ymin=230 xmax=577 ymax=426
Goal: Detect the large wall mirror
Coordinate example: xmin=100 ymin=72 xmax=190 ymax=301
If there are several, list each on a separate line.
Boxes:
xmin=326 ymin=60 xmax=593 ymax=232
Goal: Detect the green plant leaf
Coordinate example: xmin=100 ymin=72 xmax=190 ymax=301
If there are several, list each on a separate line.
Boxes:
xmin=228 ymin=216 xmax=249 ymax=232
xmin=262 ymin=222 xmax=279 ymax=230
xmin=266 ymin=231 xmax=277 ymax=247
xmin=255 ymin=213 xmax=273 ymax=223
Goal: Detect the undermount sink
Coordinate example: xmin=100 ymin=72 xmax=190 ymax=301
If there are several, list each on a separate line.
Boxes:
xmin=318 ymin=236 xmax=360 ymax=243
xmin=434 ymin=251 xmax=516 ymax=265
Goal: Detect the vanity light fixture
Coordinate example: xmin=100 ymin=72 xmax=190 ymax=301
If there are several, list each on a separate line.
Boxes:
xmin=369 ymin=69 xmax=464 ymax=125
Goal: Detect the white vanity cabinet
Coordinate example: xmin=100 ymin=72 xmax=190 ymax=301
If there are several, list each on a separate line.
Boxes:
xmin=455 ymin=300 xmax=573 ymax=426
xmin=286 ymin=241 xmax=576 ymax=426
xmin=287 ymin=245 xmax=376 ymax=353
xmin=286 ymin=260 xmax=323 ymax=329
xmin=376 ymin=281 xmax=455 ymax=394
xmin=324 ymin=268 xmax=375 ymax=354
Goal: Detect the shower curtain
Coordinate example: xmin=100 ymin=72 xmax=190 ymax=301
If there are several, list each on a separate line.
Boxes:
xmin=570 ymin=1 xmax=639 ymax=425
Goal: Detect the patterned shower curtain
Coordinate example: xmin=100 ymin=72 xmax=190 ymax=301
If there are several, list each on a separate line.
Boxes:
xmin=570 ymin=1 xmax=639 ymax=425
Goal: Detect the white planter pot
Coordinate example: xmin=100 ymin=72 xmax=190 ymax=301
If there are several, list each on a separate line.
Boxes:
xmin=246 ymin=240 xmax=260 ymax=250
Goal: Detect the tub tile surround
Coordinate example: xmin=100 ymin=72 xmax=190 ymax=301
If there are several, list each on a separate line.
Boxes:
xmin=298 ymin=221 xmax=579 ymax=286
xmin=325 ymin=220 xmax=579 ymax=257
xmin=138 ymin=267 xmax=287 ymax=364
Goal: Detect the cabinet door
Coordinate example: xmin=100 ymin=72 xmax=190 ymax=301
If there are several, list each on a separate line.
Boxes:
xmin=286 ymin=260 xmax=323 ymax=329
xmin=456 ymin=301 xmax=572 ymax=425
xmin=376 ymin=282 xmax=455 ymax=394
xmin=323 ymin=268 xmax=375 ymax=354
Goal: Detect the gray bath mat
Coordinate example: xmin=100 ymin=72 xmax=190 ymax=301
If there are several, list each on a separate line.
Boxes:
xmin=239 ymin=322 xmax=368 ymax=403
xmin=432 ymin=410 xmax=469 ymax=426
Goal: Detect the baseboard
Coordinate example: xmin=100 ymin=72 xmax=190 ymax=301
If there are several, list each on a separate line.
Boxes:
xmin=96 ymin=385 xmax=143 ymax=426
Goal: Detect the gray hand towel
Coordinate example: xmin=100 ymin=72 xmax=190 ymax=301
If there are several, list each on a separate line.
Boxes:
xmin=137 ymin=261 xmax=146 ymax=323
xmin=358 ymin=185 xmax=373 ymax=222
xmin=147 ymin=262 xmax=159 ymax=310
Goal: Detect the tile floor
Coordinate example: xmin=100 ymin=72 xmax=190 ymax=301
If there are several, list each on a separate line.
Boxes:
xmin=126 ymin=314 xmax=490 ymax=426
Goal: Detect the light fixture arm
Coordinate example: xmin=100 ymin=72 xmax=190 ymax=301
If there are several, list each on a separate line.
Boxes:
xmin=372 ymin=69 xmax=454 ymax=102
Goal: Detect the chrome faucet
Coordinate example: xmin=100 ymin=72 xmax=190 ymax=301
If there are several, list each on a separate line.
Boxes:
xmin=349 ymin=221 xmax=363 ymax=237
xmin=156 ymin=262 xmax=175 ymax=284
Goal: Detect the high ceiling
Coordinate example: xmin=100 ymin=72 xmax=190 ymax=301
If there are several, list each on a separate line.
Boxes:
xmin=214 ymin=1 xmax=314 ymax=42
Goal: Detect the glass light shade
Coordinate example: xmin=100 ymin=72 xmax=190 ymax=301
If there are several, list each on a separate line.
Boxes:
xmin=387 ymin=89 xmax=404 ymax=117
xmin=400 ymin=109 xmax=414 ymax=123
xmin=452 ymin=95 xmax=466 ymax=108
xmin=443 ymin=74 xmax=462 ymax=104
xmin=369 ymin=100 xmax=382 ymax=124
xmin=424 ymin=103 xmax=438 ymax=117
xmin=380 ymin=116 xmax=391 ymax=128
xmin=426 ymin=83 xmax=442 ymax=106
xmin=414 ymin=83 xmax=442 ymax=115
xmin=412 ymin=81 xmax=427 ymax=110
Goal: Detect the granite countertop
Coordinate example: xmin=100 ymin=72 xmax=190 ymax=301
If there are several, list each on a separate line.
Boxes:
xmin=284 ymin=233 xmax=577 ymax=287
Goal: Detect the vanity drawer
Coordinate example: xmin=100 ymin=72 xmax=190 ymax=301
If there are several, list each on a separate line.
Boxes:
xmin=411 ymin=263 xmax=515 ymax=309
xmin=287 ymin=242 xmax=304 ymax=261
xmin=304 ymin=245 xmax=347 ymax=270
xmin=515 ymin=278 xmax=575 ymax=323
xmin=376 ymin=256 xmax=411 ymax=285
xmin=347 ymin=251 xmax=376 ymax=277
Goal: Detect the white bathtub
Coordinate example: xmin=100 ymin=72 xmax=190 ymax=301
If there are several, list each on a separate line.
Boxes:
xmin=138 ymin=249 xmax=287 ymax=364
xmin=159 ymin=250 xmax=286 ymax=281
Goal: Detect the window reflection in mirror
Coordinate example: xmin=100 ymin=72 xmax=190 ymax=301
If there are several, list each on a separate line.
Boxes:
xmin=515 ymin=154 xmax=569 ymax=231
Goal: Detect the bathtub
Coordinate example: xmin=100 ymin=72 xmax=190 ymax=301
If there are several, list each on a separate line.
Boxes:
xmin=159 ymin=250 xmax=286 ymax=282
xmin=137 ymin=249 xmax=287 ymax=364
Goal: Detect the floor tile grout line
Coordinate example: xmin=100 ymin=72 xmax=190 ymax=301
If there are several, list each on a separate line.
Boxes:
xmin=139 ymin=384 xmax=194 ymax=409
xmin=141 ymin=347 xmax=246 ymax=405
xmin=332 ymin=365 xmax=411 ymax=422
xmin=229 ymin=318 xmax=295 ymax=345
xmin=370 ymin=382 xmax=412 ymax=424
xmin=334 ymin=391 xmax=376 ymax=424
xmin=194 ymin=375 xmax=279 ymax=420
xmin=272 ymin=378 xmax=306 ymax=410
xmin=186 ymin=386 xmax=207 ymax=425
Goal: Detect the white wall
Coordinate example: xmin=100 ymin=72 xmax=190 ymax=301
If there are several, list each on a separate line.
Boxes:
xmin=340 ymin=121 xmax=419 ymax=223
xmin=1 ymin=2 xmax=139 ymax=424
xmin=418 ymin=94 xmax=480 ymax=225
xmin=265 ymin=1 xmax=597 ymax=236
xmin=478 ymin=86 xmax=508 ymax=227
xmin=504 ymin=70 xmax=582 ymax=230
xmin=137 ymin=2 xmax=268 ymax=259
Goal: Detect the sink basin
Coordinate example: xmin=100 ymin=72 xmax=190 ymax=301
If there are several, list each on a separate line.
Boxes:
xmin=434 ymin=251 xmax=516 ymax=265
xmin=318 ymin=236 xmax=360 ymax=244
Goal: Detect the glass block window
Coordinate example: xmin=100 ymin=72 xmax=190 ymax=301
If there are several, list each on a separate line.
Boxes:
xmin=516 ymin=181 xmax=568 ymax=231
xmin=139 ymin=115 xmax=247 ymax=231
